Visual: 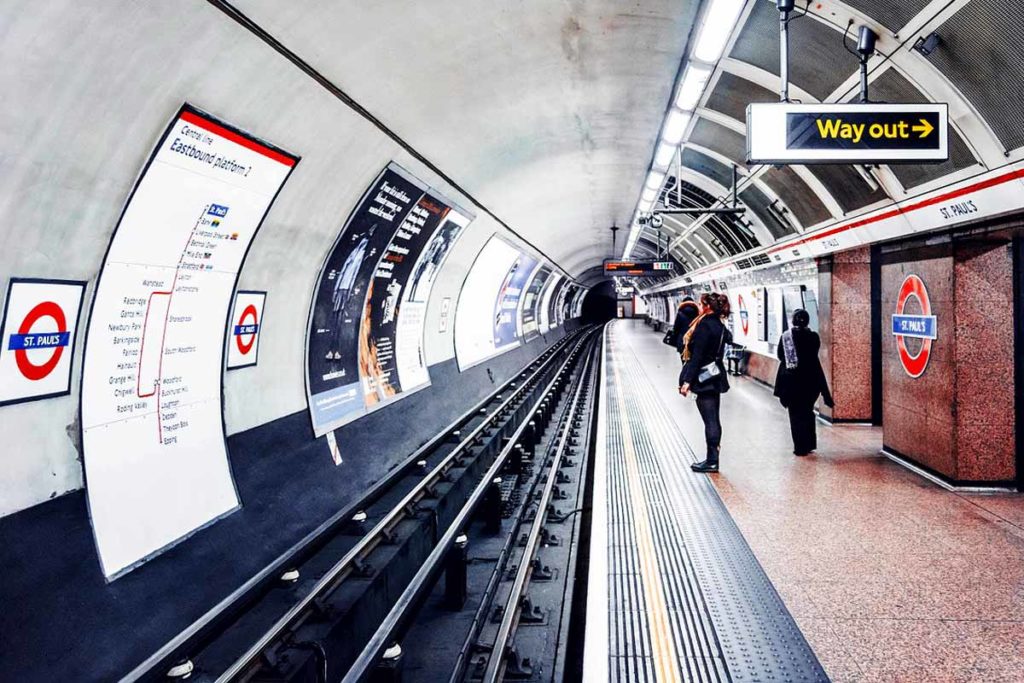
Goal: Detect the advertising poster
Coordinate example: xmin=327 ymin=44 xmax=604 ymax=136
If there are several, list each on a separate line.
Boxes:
xmin=361 ymin=192 xmax=462 ymax=409
xmin=538 ymin=273 xmax=561 ymax=334
xmin=394 ymin=208 xmax=470 ymax=392
xmin=454 ymin=235 xmax=521 ymax=370
xmin=493 ymin=252 xmax=537 ymax=350
xmin=558 ymin=283 xmax=575 ymax=325
xmin=549 ymin=278 xmax=568 ymax=329
xmin=519 ymin=265 xmax=551 ymax=341
xmin=306 ymin=165 xmax=425 ymax=435
xmin=571 ymin=285 xmax=587 ymax=318
xmin=80 ymin=104 xmax=298 ymax=578
xmin=0 ymin=278 xmax=86 ymax=407
xmin=226 ymin=290 xmax=266 ymax=370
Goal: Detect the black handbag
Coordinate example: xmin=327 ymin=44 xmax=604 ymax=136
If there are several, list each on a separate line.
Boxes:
xmin=662 ymin=330 xmax=677 ymax=347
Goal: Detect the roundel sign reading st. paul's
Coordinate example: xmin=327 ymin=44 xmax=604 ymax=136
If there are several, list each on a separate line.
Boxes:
xmin=0 ymin=278 xmax=86 ymax=406
xmin=891 ymin=274 xmax=937 ymax=378
xmin=226 ymin=290 xmax=266 ymax=370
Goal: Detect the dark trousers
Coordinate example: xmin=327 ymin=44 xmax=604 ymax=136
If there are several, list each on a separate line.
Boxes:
xmin=788 ymin=399 xmax=817 ymax=454
xmin=695 ymin=392 xmax=722 ymax=462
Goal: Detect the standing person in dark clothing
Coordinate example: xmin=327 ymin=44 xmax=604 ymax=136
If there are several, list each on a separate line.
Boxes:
xmin=670 ymin=296 xmax=701 ymax=353
xmin=680 ymin=293 xmax=732 ymax=473
xmin=773 ymin=309 xmax=834 ymax=456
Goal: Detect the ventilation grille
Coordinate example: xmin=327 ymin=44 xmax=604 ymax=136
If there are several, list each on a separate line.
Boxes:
xmin=841 ymin=0 xmax=932 ymax=32
xmin=928 ymin=2 xmax=1024 ymax=152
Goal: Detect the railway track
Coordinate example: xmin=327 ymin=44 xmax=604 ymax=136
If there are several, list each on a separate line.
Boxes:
xmin=135 ymin=326 xmax=600 ymax=682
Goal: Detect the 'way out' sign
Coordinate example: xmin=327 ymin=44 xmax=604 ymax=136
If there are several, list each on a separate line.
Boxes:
xmin=746 ymin=103 xmax=948 ymax=164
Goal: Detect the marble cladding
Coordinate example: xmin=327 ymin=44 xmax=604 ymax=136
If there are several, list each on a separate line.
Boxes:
xmin=881 ymin=241 xmax=1015 ymax=483
xmin=818 ymin=247 xmax=873 ymax=421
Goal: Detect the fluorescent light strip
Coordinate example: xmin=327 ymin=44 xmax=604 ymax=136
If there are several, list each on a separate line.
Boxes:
xmin=661 ymin=110 xmax=692 ymax=145
xmin=654 ymin=142 xmax=675 ymax=168
xmin=693 ymin=0 xmax=745 ymax=63
xmin=645 ymin=170 xmax=665 ymax=190
xmin=675 ymin=64 xmax=712 ymax=110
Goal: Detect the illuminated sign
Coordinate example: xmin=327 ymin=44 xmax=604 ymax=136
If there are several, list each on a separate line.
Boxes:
xmin=747 ymin=103 xmax=948 ymax=164
xmin=604 ymin=260 xmax=674 ymax=276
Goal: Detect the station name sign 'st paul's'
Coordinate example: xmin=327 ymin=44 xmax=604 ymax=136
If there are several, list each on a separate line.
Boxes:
xmin=746 ymin=103 xmax=948 ymax=164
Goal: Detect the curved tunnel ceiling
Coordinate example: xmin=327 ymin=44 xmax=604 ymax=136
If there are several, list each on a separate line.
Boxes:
xmin=623 ymin=0 xmax=1024 ymax=277
xmin=231 ymin=0 xmax=703 ymax=280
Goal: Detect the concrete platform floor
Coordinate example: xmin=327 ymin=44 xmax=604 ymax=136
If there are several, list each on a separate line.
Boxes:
xmin=616 ymin=318 xmax=1024 ymax=683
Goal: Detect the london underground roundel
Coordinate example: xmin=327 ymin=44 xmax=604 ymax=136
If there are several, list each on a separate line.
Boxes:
xmin=234 ymin=304 xmax=259 ymax=355
xmin=0 ymin=278 xmax=86 ymax=406
xmin=737 ymin=294 xmax=749 ymax=336
xmin=227 ymin=291 xmax=266 ymax=369
xmin=891 ymin=274 xmax=937 ymax=378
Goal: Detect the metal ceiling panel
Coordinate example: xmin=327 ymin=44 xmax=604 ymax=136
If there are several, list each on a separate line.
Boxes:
xmin=805 ymin=164 xmax=887 ymax=213
xmin=730 ymin=1 xmax=860 ymax=100
xmin=840 ymin=0 xmax=932 ymax=32
xmin=928 ymin=1 xmax=1024 ymax=152
xmin=869 ymin=69 xmax=979 ymax=189
xmin=740 ymin=185 xmax=794 ymax=239
xmin=690 ymin=118 xmax=747 ymax=166
xmin=760 ymin=166 xmax=831 ymax=227
xmin=682 ymin=147 xmax=733 ymax=188
xmin=705 ymin=71 xmax=778 ymax=124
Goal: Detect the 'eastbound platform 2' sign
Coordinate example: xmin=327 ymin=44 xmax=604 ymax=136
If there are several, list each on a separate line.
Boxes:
xmin=747 ymin=103 xmax=948 ymax=164
xmin=604 ymin=260 xmax=674 ymax=276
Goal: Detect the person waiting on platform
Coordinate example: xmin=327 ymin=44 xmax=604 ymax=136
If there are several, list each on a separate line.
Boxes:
xmin=679 ymin=293 xmax=732 ymax=473
xmin=773 ymin=309 xmax=834 ymax=456
xmin=668 ymin=295 xmax=701 ymax=355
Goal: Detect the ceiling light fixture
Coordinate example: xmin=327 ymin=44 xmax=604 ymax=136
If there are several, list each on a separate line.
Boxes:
xmin=661 ymin=110 xmax=692 ymax=145
xmin=645 ymin=170 xmax=666 ymax=190
xmin=642 ymin=187 xmax=658 ymax=203
xmin=692 ymin=0 xmax=746 ymax=63
xmin=675 ymin=65 xmax=712 ymax=110
xmin=654 ymin=142 xmax=675 ymax=168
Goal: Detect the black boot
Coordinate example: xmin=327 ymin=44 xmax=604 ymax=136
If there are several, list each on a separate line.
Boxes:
xmin=690 ymin=459 xmax=719 ymax=473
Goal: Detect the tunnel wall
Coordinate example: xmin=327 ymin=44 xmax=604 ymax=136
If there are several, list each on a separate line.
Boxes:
xmin=0 ymin=2 xmax=569 ymax=517
xmin=0 ymin=3 xmax=584 ymax=678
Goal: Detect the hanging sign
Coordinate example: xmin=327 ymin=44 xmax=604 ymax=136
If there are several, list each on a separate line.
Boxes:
xmin=747 ymin=103 xmax=948 ymax=164
xmin=0 ymin=279 xmax=86 ymax=406
xmin=892 ymin=274 xmax=936 ymax=378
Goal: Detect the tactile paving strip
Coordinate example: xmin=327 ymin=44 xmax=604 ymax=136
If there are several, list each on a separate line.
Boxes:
xmin=602 ymin=328 xmax=829 ymax=683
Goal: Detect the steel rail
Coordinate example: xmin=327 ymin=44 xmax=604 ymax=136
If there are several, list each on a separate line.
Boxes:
xmin=340 ymin=331 xmax=597 ymax=683
xmin=212 ymin=331 xmax=585 ymax=682
xmin=481 ymin=339 xmax=596 ymax=681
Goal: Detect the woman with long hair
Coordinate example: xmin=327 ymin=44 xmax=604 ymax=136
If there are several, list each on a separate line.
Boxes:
xmin=679 ymin=293 xmax=733 ymax=473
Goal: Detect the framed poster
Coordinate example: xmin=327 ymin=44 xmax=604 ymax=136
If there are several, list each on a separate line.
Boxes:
xmin=80 ymin=104 xmax=298 ymax=579
xmin=226 ymin=290 xmax=266 ymax=370
xmin=0 ymin=278 xmax=86 ymax=407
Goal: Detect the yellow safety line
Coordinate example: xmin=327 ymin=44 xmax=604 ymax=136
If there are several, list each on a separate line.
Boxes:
xmin=610 ymin=338 xmax=681 ymax=683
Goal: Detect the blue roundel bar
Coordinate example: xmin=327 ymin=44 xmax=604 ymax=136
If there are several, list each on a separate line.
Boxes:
xmin=891 ymin=314 xmax=937 ymax=339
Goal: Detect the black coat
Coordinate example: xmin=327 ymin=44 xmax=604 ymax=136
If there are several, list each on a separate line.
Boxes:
xmin=773 ymin=327 xmax=833 ymax=407
xmin=680 ymin=316 xmax=732 ymax=394
xmin=671 ymin=301 xmax=700 ymax=351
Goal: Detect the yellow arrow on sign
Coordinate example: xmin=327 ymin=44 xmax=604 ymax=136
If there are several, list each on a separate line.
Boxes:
xmin=912 ymin=118 xmax=934 ymax=138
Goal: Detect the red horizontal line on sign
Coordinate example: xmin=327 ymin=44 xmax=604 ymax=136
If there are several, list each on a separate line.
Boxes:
xmin=769 ymin=168 xmax=1024 ymax=254
xmin=180 ymin=110 xmax=297 ymax=167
